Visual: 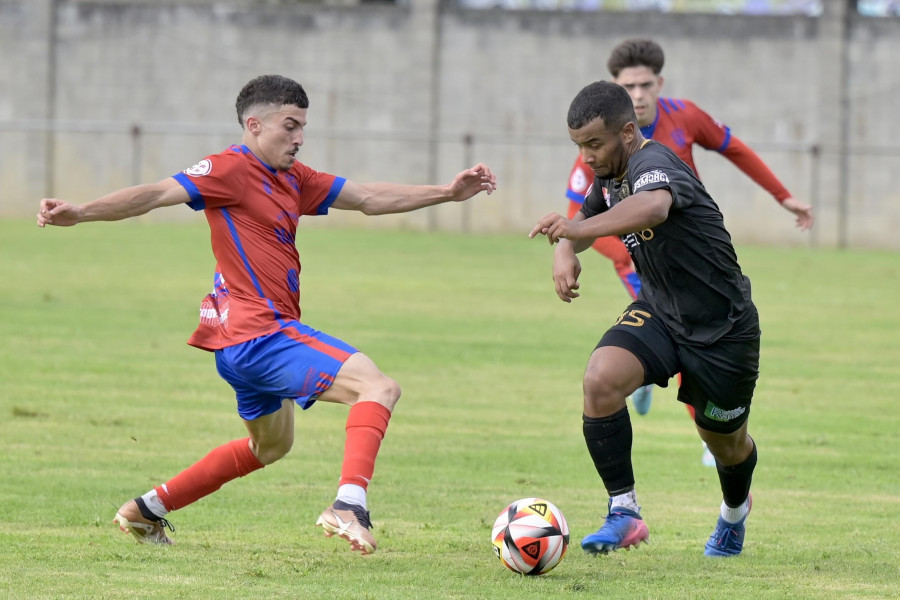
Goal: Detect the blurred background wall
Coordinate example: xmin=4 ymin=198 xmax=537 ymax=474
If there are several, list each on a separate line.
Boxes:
xmin=1 ymin=0 xmax=898 ymax=248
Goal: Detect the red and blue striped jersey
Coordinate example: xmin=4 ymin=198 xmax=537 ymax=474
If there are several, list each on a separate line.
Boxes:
xmin=173 ymin=144 xmax=345 ymax=351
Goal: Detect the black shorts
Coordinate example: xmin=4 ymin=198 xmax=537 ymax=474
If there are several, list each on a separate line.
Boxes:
xmin=596 ymin=300 xmax=760 ymax=434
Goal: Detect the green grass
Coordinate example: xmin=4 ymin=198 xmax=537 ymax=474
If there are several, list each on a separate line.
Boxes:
xmin=1 ymin=218 xmax=898 ymax=599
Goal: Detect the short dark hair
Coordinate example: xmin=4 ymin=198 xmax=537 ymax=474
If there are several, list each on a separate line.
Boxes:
xmin=607 ymin=38 xmax=665 ymax=77
xmin=235 ymin=75 xmax=309 ymax=126
xmin=567 ymin=81 xmax=637 ymax=132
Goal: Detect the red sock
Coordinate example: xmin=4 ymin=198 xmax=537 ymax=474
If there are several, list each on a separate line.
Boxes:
xmin=339 ymin=402 xmax=392 ymax=489
xmin=156 ymin=438 xmax=264 ymax=511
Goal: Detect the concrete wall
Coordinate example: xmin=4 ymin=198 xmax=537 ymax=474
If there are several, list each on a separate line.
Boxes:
xmin=2 ymin=0 xmax=898 ymax=248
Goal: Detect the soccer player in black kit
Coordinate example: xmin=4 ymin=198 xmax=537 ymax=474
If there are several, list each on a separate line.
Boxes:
xmin=530 ymin=80 xmax=759 ymax=557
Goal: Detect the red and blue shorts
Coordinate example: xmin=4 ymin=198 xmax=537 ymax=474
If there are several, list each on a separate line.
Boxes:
xmin=215 ymin=321 xmax=357 ymax=421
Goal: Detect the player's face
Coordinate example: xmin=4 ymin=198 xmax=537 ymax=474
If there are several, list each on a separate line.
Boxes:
xmin=570 ymin=117 xmax=632 ymax=180
xmin=613 ymin=66 xmax=663 ymax=128
xmin=253 ymin=105 xmax=308 ymax=171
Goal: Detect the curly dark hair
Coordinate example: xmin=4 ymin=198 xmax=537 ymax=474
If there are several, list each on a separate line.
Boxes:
xmin=607 ymin=39 xmax=665 ymax=77
xmin=567 ymin=81 xmax=636 ymax=132
xmin=235 ymin=75 xmax=309 ymax=127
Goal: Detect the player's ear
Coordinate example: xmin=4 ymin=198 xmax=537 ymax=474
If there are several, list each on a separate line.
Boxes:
xmin=245 ymin=115 xmax=262 ymax=135
xmin=621 ymin=120 xmax=636 ymax=143
xmin=657 ymin=75 xmax=664 ymax=90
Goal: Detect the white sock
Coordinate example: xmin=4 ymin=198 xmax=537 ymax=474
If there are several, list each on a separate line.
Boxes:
xmin=609 ymin=490 xmax=640 ymax=513
xmin=140 ymin=488 xmax=169 ymax=519
xmin=336 ymin=484 xmax=367 ymax=509
xmin=720 ymin=498 xmax=750 ymax=524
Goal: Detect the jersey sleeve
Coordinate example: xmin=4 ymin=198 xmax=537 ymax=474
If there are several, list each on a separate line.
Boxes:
xmin=580 ymin=177 xmax=608 ymax=218
xmin=683 ymin=101 xmax=792 ymax=203
xmin=292 ymin=163 xmax=346 ymax=216
xmin=681 ymin=100 xmax=732 ymax=153
xmin=566 ymin=155 xmax=594 ymax=204
xmin=629 ymin=145 xmax=695 ymax=211
xmin=173 ymin=148 xmax=247 ymax=211
xmin=719 ymin=135 xmax=792 ymax=203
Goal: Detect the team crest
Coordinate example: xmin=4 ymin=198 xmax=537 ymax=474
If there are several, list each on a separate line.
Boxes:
xmin=570 ymin=169 xmax=589 ymax=194
xmin=618 ymin=181 xmax=630 ymax=201
xmin=183 ymin=159 xmax=212 ymax=177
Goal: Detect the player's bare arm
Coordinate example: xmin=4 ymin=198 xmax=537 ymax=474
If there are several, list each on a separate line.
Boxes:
xmin=37 ymin=177 xmax=190 ymax=227
xmin=530 ymin=188 xmax=672 ymax=245
xmin=552 ymin=240 xmax=583 ymax=303
xmin=331 ymin=163 xmax=497 ymax=216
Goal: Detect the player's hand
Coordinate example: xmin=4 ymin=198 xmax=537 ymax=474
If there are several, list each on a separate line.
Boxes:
xmin=37 ymin=199 xmax=81 ymax=227
xmin=529 ymin=212 xmax=580 ymax=245
xmin=552 ymin=245 xmax=582 ymax=303
xmin=781 ymin=197 xmax=814 ymax=231
xmin=449 ymin=163 xmax=497 ymax=201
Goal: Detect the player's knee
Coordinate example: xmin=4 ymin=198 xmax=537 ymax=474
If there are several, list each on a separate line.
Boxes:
xmin=582 ymin=368 xmax=621 ymax=401
xmin=252 ymin=433 xmax=294 ymax=465
xmin=372 ymin=375 xmax=401 ymax=411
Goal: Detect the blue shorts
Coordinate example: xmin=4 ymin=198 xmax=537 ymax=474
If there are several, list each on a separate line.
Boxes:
xmin=215 ymin=321 xmax=358 ymax=421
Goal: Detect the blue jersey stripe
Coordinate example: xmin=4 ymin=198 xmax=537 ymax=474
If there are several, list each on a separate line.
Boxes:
xmin=220 ymin=208 xmax=282 ymax=320
xmin=566 ymin=188 xmax=586 ymax=204
xmin=173 ymin=172 xmax=205 ymax=210
xmin=641 ymin=108 xmax=660 ymax=139
xmin=717 ymin=126 xmax=732 ymax=152
xmin=317 ymin=177 xmax=346 ymax=215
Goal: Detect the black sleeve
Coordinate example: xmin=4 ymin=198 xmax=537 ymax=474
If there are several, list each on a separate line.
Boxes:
xmin=579 ymin=177 xmax=609 ymax=219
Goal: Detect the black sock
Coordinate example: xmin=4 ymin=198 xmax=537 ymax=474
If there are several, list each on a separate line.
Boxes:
xmin=716 ymin=440 xmax=757 ymax=507
xmin=582 ymin=408 xmax=634 ymax=496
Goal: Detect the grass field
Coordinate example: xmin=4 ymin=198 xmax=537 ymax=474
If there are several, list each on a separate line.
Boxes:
xmin=1 ymin=217 xmax=898 ymax=599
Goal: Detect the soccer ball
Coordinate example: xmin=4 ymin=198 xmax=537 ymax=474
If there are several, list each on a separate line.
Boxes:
xmin=491 ymin=497 xmax=570 ymax=575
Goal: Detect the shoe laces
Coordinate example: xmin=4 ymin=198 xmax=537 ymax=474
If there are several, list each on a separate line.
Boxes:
xmin=158 ymin=518 xmax=175 ymax=533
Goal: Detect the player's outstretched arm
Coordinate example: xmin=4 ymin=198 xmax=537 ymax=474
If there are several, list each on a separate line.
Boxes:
xmin=530 ymin=189 xmax=671 ymax=245
xmin=718 ymin=135 xmax=814 ymax=230
xmin=37 ymin=178 xmax=190 ymax=227
xmin=330 ymin=163 xmax=497 ymax=216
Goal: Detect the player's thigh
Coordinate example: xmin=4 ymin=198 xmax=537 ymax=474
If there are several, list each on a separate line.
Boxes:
xmin=584 ymin=345 xmax=646 ymax=397
xmin=595 ymin=301 xmax=680 ymax=389
xmin=677 ymin=330 xmax=760 ymax=434
xmin=317 ymin=352 xmax=400 ymax=409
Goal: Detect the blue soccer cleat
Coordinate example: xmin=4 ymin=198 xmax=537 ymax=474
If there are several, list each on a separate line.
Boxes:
xmin=630 ymin=385 xmax=653 ymax=416
xmin=704 ymin=496 xmax=752 ymax=557
xmin=581 ymin=506 xmax=649 ymax=554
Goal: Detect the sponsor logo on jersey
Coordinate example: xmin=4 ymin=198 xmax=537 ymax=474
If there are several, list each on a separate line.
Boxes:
xmin=704 ymin=402 xmax=747 ymax=423
xmin=633 ymin=169 xmax=670 ymax=191
xmin=570 ymin=168 xmax=589 ymax=194
xmin=183 ymin=159 xmax=212 ymax=177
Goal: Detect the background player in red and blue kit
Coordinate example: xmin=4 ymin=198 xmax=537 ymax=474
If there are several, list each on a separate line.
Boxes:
xmin=37 ymin=74 xmax=497 ymax=555
xmin=565 ymin=39 xmax=813 ymax=444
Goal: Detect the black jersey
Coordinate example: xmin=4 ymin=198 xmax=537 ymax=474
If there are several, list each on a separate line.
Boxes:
xmin=581 ymin=140 xmax=754 ymax=345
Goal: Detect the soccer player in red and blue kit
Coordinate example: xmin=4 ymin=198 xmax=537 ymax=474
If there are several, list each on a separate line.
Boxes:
xmin=565 ymin=39 xmax=813 ymax=446
xmin=37 ymin=74 xmax=497 ymax=554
